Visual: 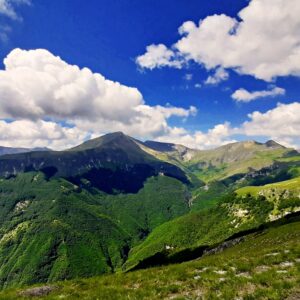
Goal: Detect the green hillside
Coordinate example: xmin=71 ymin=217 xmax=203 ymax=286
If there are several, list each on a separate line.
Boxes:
xmin=124 ymin=184 xmax=300 ymax=271
xmin=0 ymin=172 xmax=189 ymax=289
xmin=2 ymin=215 xmax=299 ymax=300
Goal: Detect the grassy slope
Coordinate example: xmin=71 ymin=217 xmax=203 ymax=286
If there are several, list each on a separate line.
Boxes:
xmin=124 ymin=179 xmax=300 ymax=271
xmin=236 ymin=176 xmax=300 ymax=197
xmin=0 ymin=172 xmax=189 ymax=289
xmin=2 ymin=217 xmax=300 ymax=300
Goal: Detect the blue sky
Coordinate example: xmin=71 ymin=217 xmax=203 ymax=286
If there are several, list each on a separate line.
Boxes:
xmin=0 ymin=0 xmax=299 ymax=149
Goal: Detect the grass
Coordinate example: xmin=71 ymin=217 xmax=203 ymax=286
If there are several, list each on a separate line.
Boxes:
xmin=1 ymin=217 xmax=299 ymax=300
xmin=236 ymin=176 xmax=300 ymax=197
xmin=236 ymin=176 xmax=300 ymax=211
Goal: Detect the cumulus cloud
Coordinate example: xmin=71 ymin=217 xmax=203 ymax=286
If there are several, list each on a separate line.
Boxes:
xmin=137 ymin=0 xmax=300 ymax=81
xmin=204 ymin=67 xmax=229 ymax=85
xmin=240 ymin=102 xmax=300 ymax=145
xmin=0 ymin=119 xmax=87 ymax=149
xmin=1 ymin=49 xmax=299 ymax=151
xmin=1 ymin=48 xmax=145 ymax=122
xmin=158 ymin=102 xmax=300 ymax=150
xmin=136 ymin=44 xmax=183 ymax=70
xmin=0 ymin=48 xmax=197 ymax=149
xmin=157 ymin=122 xmax=236 ymax=149
xmin=232 ymin=86 xmax=285 ymax=102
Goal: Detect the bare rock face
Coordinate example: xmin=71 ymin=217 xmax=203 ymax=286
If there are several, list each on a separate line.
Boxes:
xmin=203 ymin=237 xmax=245 ymax=256
xmin=19 ymin=285 xmax=57 ymax=297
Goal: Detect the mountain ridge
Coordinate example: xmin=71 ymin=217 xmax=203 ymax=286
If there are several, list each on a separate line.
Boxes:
xmin=0 ymin=132 xmax=190 ymax=194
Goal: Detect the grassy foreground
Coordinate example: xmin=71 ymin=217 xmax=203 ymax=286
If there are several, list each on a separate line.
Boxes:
xmin=1 ymin=219 xmax=299 ymax=300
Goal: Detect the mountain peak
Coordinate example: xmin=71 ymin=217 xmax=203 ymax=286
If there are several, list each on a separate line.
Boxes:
xmin=69 ymin=132 xmax=131 ymax=151
xmin=265 ymin=140 xmax=285 ymax=149
xmin=106 ymin=131 xmax=126 ymax=137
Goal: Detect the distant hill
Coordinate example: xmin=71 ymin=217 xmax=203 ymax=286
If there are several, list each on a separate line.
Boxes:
xmin=0 ymin=146 xmax=50 ymax=156
xmin=139 ymin=138 xmax=299 ymax=184
xmin=181 ymin=140 xmax=297 ymax=182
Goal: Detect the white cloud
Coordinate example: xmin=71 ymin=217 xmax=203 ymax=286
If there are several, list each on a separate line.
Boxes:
xmin=158 ymin=102 xmax=300 ymax=150
xmin=232 ymin=86 xmax=285 ymax=102
xmin=194 ymin=83 xmax=202 ymax=89
xmin=157 ymin=122 xmax=236 ymax=149
xmin=204 ymin=67 xmax=229 ymax=85
xmin=137 ymin=0 xmax=300 ymax=81
xmin=0 ymin=119 xmax=87 ymax=149
xmin=2 ymin=49 xmax=299 ymax=151
xmin=1 ymin=48 xmax=145 ymax=123
xmin=0 ymin=48 xmax=197 ymax=149
xmin=136 ymin=44 xmax=183 ymax=70
xmin=240 ymin=102 xmax=300 ymax=142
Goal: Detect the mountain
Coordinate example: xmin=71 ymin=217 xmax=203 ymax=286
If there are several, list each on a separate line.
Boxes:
xmin=142 ymin=138 xmax=300 ymax=211
xmin=0 ymin=132 xmax=299 ymax=291
xmin=0 ymin=132 xmax=189 ymax=194
xmin=181 ymin=140 xmax=297 ymax=182
xmin=0 ymin=133 xmax=193 ymax=288
xmin=142 ymin=139 xmax=298 ymax=184
xmin=0 ymin=146 xmax=50 ymax=156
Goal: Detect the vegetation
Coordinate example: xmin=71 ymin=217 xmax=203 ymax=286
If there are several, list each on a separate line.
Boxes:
xmin=0 ymin=133 xmax=299 ymax=295
xmin=1 ymin=216 xmax=299 ymax=299
xmin=0 ymin=172 xmax=189 ymax=288
xmin=124 ymin=183 xmax=300 ymax=272
xmin=236 ymin=176 xmax=300 ymax=197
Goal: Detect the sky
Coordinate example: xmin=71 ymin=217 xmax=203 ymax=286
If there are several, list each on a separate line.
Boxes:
xmin=0 ymin=0 xmax=299 ymax=150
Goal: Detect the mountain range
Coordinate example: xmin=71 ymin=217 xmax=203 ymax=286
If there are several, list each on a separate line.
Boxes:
xmin=0 ymin=146 xmax=50 ymax=156
xmin=0 ymin=132 xmax=299 ymax=298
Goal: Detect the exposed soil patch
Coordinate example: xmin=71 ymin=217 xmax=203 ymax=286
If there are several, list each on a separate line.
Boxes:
xmin=19 ymin=285 xmax=57 ymax=297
